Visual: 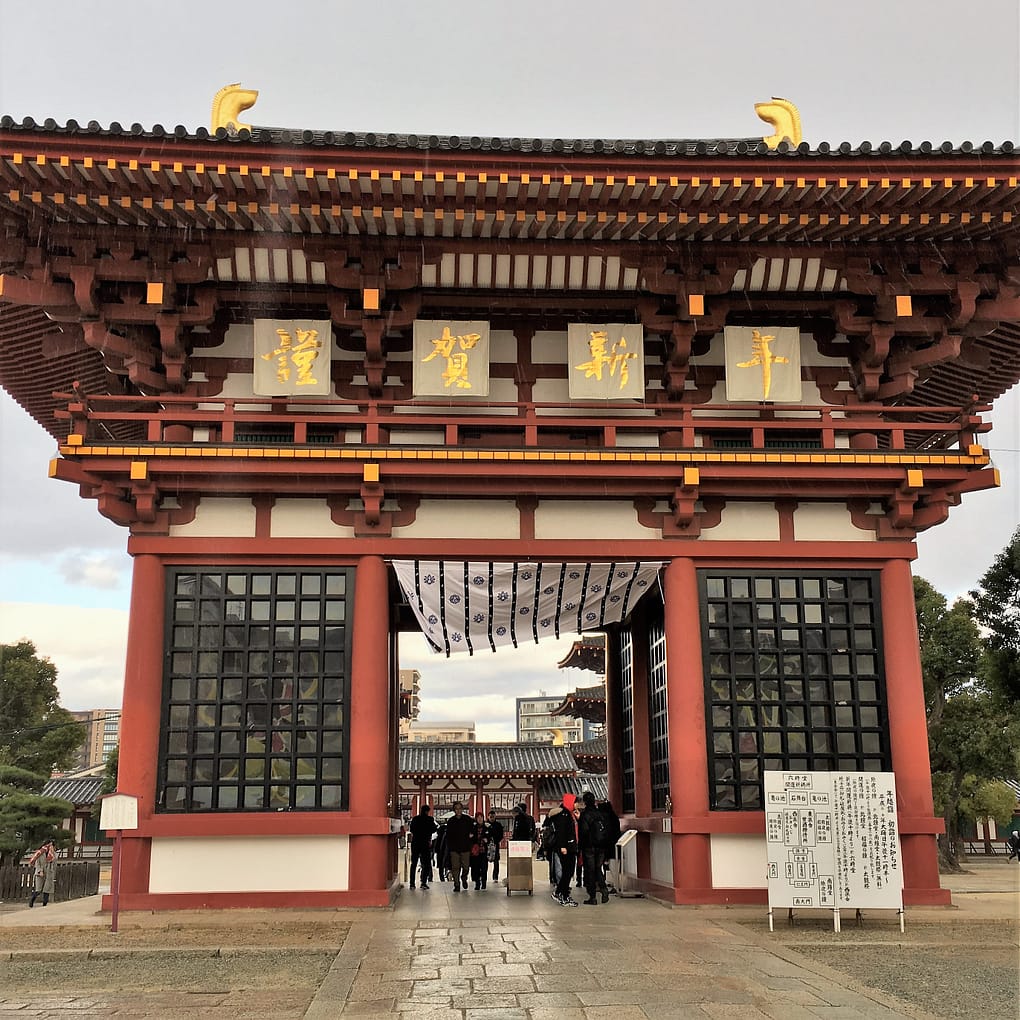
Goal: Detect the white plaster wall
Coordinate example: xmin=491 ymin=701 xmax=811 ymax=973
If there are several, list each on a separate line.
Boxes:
xmin=649 ymin=833 xmax=674 ymax=885
xmin=199 ymin=322 xmax=255 ymax=359
xmin=700 ymin=502 xmax=780 ymax=541
xmin=531 ymin=330 xmax=567 ymax=364
xmin=391 ymin=500 xmax=519 ymax=539
xmin=793 ymin=503 xmax=873 ymax=542
xmin=532 ymin=377 xmax=571 ymax=407
xmin=271 ymin=499 xmax=356 ymax=538
xmin=170 ymin=498 xmax=256 ymax=538
xmin=490 ymin=329 xmax=519 ymax=363
xmin=149 ymin=835 xmax=349 ymax=893
xmin=534 ymin=501 xmax=651 ymax=540
xmin=710 ymin=834 xmax=767 ymax=889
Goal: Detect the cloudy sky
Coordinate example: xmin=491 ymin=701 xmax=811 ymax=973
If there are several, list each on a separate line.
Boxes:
xmin=0 ymin=1 xmax=1018 ymax=734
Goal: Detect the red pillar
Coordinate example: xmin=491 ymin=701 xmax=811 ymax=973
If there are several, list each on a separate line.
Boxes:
xmin=347 ymin=554 xmax=392 ymax=902
xmin=880 ymin=558 xmax=950 ymax=905
xmin=117 ymin=553 xmax=166 ymax=896
xmin=663 ymin=557 xmax=713 ymax=902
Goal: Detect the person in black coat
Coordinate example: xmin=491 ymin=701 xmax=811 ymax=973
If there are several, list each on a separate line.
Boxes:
xmin=407 ymin=804 xmax=437 ymax=889
xmin=511 ymin=802 xmax=536 ymax=843
xmin=548 ymin=793 xmax=580 ymax=906
xmin=444 ymin=801 xmax=476 ymax=892
xmin=578 ymin=791 xmax=611 ymax=904
xmin=486 ymin=810 xmax=505 ymax=883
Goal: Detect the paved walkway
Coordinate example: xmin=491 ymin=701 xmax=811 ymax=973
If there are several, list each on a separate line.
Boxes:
xmin=0 ymin=859 xmax=1015 ymax=1018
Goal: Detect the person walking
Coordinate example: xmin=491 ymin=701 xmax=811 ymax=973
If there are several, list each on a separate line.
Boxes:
xmin=28 ymin=840 xmax=56 ymax=907
xmin=548 ymin=793 xmax=580 ymax=906
xmin=486 ymin=809 xmax=505 ymax=884
xmin=444 ymin=801 xmax=475 ymax=892
xmin=578 ymin=791 xmax=611 ymax=904
xmin=408 ymin=804 xmax=437 ymax=889
xmin=469 ymin=811 xmax=489 ymax=889
xmin=434 ymin=820 xmax=450 ymax=881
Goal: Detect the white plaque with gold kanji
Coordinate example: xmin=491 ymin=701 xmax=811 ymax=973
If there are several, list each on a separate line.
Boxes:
xmin=413 ymin=320 xmax=490 ymax=397
xmin=724 ymin=326 xmax=802 ymax=402
xmin=253 ymin=319 xmax=332 ymax=396
xmin=568 ymin=323 xmax=645 ymax=400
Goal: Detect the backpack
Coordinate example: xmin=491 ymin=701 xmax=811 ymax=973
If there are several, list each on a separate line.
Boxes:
xmin=541 ymin=819 xmax=557 ymax=853
xmin=587 ymin=807 xmax=609 ymax=848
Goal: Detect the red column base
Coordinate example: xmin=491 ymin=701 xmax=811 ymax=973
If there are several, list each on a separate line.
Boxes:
xmin=672 ymin=886 xmax=768 ymax=906
xmin=902 ymin=887 xmax=952 ymax=906
xmin=100 ymin=887 xmax=397 ymax=912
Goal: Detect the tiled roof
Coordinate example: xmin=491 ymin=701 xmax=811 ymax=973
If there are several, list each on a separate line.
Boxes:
xmin=540 ymin=774 xmax=609 ymax=803
xmin=41 ymin=776 xmax=105 ymax=806
xmin=399 ymin=742 xmax=578 ymax=776
xmin=557 ymin=637 xmax=607 ymax=672
xmin=571 ymin=735 xmax=608 ymax=758
xmin=1 ymin=117 xmax=1015 ymax=157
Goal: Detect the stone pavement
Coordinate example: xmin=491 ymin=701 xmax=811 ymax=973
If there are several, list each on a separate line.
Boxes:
xmin=0 ymin=858 xmax=1015 ymax=1018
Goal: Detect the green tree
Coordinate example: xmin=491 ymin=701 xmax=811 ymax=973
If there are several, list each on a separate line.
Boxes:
xmin=0 ymin=765 xmax=73 ymax=864
xmin=0 ymin=641 xmax=85 ymax=864
xmin=100 ymin=744 xmax=119 ymax=797
xmin=0 ymin=641 xmax=85 ymax=774
xmin=962 ymin=778 xmax=1019 ymax=852
xmin=913 ymin=578 xmax=982 ymax=732
xmin=912 ymin=578 xmax=1020 ymax=870
xmin=927 ymin=692 xmax=1020 ymax=868
xmin=970 ymin=526 xmax=1020 ymax=704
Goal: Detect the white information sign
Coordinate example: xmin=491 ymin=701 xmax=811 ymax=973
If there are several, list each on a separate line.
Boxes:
xmin=764 ymin=771 xmax=902 ymax=917
xmin=508 ymin=840 xmax=533 ymax=858
xmin=99 ymin=792 xmax=139 ymax=832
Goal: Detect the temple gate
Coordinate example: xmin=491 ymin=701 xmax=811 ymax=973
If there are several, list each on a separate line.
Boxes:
xmin=1 ymin=92 xmax=1017 ymax=908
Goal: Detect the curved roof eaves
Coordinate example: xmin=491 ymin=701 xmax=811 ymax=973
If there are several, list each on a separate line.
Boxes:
xmin=2 ymin=116 xmax=1016 ymax=157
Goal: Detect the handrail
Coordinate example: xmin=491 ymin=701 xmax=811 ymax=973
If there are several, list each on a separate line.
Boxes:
xmin=53 ymin=392 xmax=989 ymax=454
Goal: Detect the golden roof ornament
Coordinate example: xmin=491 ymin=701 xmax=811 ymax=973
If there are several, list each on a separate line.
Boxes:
xmin=211 ymin=83 xmax=259 ymax=134
xmin=755 ymin=97 xmax=803 ymax=149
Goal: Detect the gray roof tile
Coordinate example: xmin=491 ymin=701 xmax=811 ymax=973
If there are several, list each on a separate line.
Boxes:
xmin=41 ymin=777 xmax=105 ymax=806
xmin=400 ymin=742 xmax=577 ymax=776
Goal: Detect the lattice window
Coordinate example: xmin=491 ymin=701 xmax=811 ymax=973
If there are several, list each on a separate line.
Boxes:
xmin=648 ymin=612 xmax=670 ymax=812
xmin=158 ymin=567 xmax=353 ymax=813
xmin=618 ymin=629 xmax=636 ymax=814
xmin=700 ymin=571 xmax=889 ymax=811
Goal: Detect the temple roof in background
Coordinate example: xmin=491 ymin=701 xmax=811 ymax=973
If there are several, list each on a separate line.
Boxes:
xmin=399 ymin=742 xmax=577 ymax=777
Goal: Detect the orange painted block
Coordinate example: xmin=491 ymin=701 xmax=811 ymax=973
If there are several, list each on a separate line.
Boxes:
xmin=895 ymin=295 xmax=913 ymax=317
xmin=907 ymin=469 xmax=924 ymax=488
xmin=146 ymin=282 xmax=164 ymax=304
xmin=130 ymin=461 xmax=148 ymax=481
